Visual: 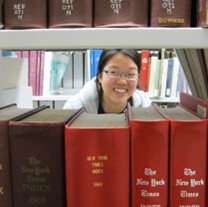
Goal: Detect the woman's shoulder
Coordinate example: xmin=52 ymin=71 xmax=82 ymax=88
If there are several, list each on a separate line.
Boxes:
xmin=62 ymin=94 xmax=83 ymax=109
xmin=63 ymin=78 xmax=99 ymax=112
xmin=132 ymin=89 xmax=152 ymax=107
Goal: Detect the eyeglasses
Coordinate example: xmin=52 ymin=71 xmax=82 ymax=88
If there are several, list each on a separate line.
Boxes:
xmin=103 ymin=70 xmax=139 ymax=82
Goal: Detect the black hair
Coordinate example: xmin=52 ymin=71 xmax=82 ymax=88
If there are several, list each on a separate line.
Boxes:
xmin=95 ymin=49 xmax=141 ymax=106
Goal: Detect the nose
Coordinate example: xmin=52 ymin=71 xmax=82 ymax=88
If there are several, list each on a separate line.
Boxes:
xmin=116 ymin=75 xmax=128 ymax=84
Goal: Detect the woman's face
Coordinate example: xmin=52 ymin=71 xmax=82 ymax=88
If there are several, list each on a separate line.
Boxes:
xmin=98 ymin=53 xmax=138 ymax=113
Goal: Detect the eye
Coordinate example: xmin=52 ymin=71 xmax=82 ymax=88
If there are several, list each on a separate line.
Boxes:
xmin=109 ymin=71 xmax=118 ymax=76
xmin=126 ymin=73 xmax=137 ymax=78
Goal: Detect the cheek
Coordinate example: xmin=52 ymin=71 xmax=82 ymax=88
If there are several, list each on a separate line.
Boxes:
xmin=129 ymin=82 xmax=138 ymax=90
xmin=99 ymin=75 xmax=113 ymax=86
xmin=101 ymin=78 xmax=114 ymax=91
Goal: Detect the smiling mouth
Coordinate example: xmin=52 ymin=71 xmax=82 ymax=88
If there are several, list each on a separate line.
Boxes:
xmin=114 ymin=88 xmax=127 ymax=93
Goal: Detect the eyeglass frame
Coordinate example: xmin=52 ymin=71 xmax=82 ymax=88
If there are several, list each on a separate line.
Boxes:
xmin=102 ymin=70 xmax=139 ymax=82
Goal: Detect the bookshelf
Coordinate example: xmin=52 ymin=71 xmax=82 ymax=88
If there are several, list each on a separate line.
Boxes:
xmin=0 ymin=28 xmax=208 ymax=50
xmin=1 ymin=28 xmax=208 ymax=107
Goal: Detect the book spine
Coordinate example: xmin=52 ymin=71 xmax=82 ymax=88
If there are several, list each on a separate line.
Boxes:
xmin=179 ymin=92 xmax=208 ymax=118
xmin=65 ymin=126 xmax=130 ymax=207
xmin=139 ymin=50 xmax=150 ymax=91
xmin=4 ymin=0 xmax=47 ymax=29
xmin=0 ymin=121 xmax=13 ymax=207
xmin=94 ymin=0 xmax=149 ymax=27
xmin=148 ymin=56 xmax=159 ymax=98
xmin=9 ymin=122 xmax=66 ymax=207
xmin=169 ymin=120 xmax=207 ymax=207
xmin=48 ymin=0 xmax=93 ymax=28
xmin=165 ymin=58 xmax=174 ymax=97
xmin=150 ymin=0 xmax=192 ymax=27
xmin=197 ymin=0 xmax=208 ymax=27
xmin=38 ymin=51 xmax=45 ymax=96
xmin=29 ymin=51 xmax=38 ymax=96
xmin=131 ymin=119 xmax=169 ymax=207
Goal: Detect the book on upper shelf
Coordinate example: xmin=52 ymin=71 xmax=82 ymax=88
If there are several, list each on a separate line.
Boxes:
xmin=150 ymin=0 xmax=192 ymax=27
xmin=154 ymin=104 xmax=207 ymax=207
xmin=0 ymin=104 xmax=48 ymax=207
xmin=129 ymin=104 xmax=169 ymax=207
xmin=0 ymin=0 xmax=2 ymax=29
xmin=48 ymin=0 xmax=92 ymax=28
xmin=9 ymin=107 xmax=81 ymax=207
xmin=93 ymin=0 xmax=149 ymax=27
xmin=4 ymin=0 xmax=47 ymax=29
xmin=196 ymin=0 xmax=208 ymax=27
xmin=65 ymin=109 xmax=130 ymax=207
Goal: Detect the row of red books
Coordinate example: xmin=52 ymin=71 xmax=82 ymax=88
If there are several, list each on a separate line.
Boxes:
xmin=0 ymin=0 xmax=207 ymax=29
xmin=0 ymin=92 xmax=207 ymax=207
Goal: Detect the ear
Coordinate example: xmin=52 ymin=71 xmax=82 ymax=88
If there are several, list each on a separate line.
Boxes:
xmin=97 ymin=72 xmax=103 ymax=84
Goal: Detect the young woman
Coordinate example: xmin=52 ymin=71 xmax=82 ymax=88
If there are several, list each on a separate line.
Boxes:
xmin=63 ymin=49 xmax=151 ymax=113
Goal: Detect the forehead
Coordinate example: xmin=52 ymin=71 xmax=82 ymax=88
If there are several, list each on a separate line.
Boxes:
xmin=105 ymin=53 xmax=138 ymax=69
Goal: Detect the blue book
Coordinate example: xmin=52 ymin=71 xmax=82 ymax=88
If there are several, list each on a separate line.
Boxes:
xmin=90 ymin=49 xmax=102 ymax=79
xmin=165 ymin=58 xmax=174 ymax=97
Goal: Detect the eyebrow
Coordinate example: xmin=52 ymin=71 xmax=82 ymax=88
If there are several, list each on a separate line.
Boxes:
xmin=107 ymin=65 xmax=138 ymax=70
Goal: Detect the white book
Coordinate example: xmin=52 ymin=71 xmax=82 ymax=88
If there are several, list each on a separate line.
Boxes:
xmin=148 ymin=56 xmax=158 ymax=98
xmin=73 ymin=51 xmax=84 ymax=89
xmin=3 ymin=86 xmax=33 ymax=108
xmin=158 ymin=59 xmax=169 ymax=98
xmin=2 ymin=57 xmax=28 ymax=89
xmin=42 ymin=51 xmax=53 ymax=96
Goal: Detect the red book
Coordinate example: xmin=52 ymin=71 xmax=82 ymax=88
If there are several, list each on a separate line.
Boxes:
xmin=129 ymin=105 xmax=169 ymax=207
xmin=196 ymin=0 xmax=208 ymax=27
xmin=154 ymin=104 xmax=207 ymax=207
xmin=94 ymin=0 xmax=149 ymax=27
xmin=150 ymin=0 xmax=192 ymax=27
xmin=9 ymin=108 xmax=80 ymax=207
xmin=180 ymin=92 xmax=208 ymax=118
xmin=0 ymin=104 xmax=47 ymax=207
xmin=29 ymin=51 xmax=38 ymax=96
xmin=139 ymin=50 xmax=150 ymax=91
xmin=65 ymin=110 xmax=130 ymax=207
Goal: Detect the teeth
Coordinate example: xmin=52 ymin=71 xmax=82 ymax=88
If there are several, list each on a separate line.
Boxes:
xmin=114 ymin=88 xmax=126 ymax=93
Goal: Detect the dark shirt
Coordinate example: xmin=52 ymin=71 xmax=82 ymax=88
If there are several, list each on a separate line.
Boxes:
xmin=98 ymin=101 xmax=127 ymax=114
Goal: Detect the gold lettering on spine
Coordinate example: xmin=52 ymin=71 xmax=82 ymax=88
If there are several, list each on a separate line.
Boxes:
xmin=20 ymin=156 xmax=52 ymax=205
xmin=158 ymin=18 xmax=185 ymax=24
xmin=0 ymin=187 xmax=3 ymax=194
xmin=0 ymin=164 xmax=3 ymax=194
xmin=86 ymin=155 xmax=108 ymax=188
